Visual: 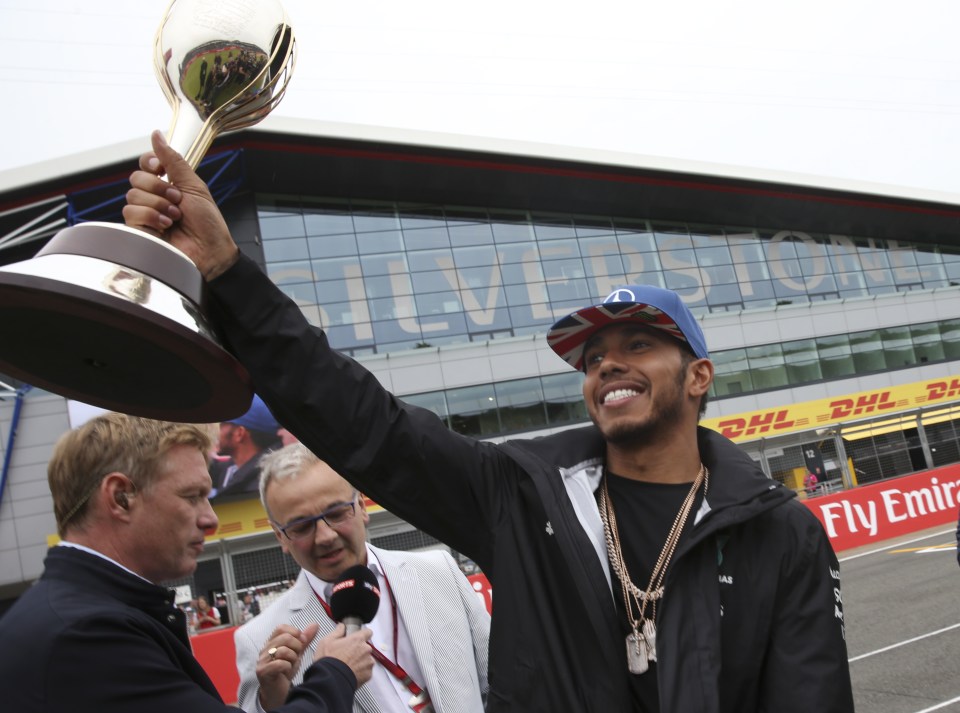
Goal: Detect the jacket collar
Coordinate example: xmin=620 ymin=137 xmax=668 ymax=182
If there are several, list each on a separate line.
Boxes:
xmin=538 ymin=423 xmax=793 ymax=524
xmin=691 ymin=426 xmax=795 ymax=532
xmin=540 ymin=424 xmax=795 ymax=576
xmin=43 ymin=546 xmax=190 ymax=646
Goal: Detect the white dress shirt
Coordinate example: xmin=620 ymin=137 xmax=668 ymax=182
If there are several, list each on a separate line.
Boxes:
xmin=305 ymin=545 xmax=429 ymax=712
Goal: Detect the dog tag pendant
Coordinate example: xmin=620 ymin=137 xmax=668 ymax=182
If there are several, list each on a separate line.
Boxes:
xmin=626 ymin=631 xmax=649 ymax=674
xmin=642 ymin=619 xmax=658 ymax=662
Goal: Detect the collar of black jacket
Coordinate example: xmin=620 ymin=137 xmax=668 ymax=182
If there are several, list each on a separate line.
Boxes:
xmin=689 ymin=426 xmax=795 ymax=533
xmin=43 ymin=546 xmax=190 ymax=645
xmin=523 ymin=422 xmax=794 ymax=529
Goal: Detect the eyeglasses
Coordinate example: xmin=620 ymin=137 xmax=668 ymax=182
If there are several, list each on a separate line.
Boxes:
xmin=275 ymin=491 xmax=358 ymax=540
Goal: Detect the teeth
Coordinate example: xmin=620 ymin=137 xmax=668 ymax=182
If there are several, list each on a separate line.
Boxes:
xmin=603 ymin=388 xmax=639 ymax=404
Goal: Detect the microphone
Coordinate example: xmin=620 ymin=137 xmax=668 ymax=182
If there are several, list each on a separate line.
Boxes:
xmin=329 ymin=564 xmax=380 ymax=634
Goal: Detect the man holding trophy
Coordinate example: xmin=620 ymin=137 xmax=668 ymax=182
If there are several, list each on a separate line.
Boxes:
xmin=0 ymin=0 xmax=852 ymax=708
xmin=122 ymin=129 xmax=853 ymax=711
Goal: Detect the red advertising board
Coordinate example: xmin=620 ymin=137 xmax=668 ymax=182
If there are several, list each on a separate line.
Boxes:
xmin=802 ymin=463 xmax=960 ymax=551
xmin=191 ymin=625 xmax=240 ymax=705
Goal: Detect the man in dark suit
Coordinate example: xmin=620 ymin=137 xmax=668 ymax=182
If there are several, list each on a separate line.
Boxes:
xmin=214 ymin=394 xmax=281 ymax=498
xmin=0 ymin=412 xmax=373 ymax=713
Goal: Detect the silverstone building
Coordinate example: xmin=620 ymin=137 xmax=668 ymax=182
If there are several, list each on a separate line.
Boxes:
xmin=2 ymin=118 xmax=960 ymax=617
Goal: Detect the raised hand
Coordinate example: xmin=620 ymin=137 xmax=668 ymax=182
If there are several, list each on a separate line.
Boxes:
xmin=122 ymin=130 xmax=240 ymax=281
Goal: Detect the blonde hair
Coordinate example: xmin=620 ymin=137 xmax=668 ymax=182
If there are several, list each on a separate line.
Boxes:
xmin=49 ymin=412 xmax=213 ymax=537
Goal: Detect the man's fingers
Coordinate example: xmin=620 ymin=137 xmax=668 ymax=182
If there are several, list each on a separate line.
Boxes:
xmin=300 ymin=622 xmax=320 ymax=644
xmin=121 ymin=204 xmax=168 ymax=236
xmin=150 ymin=130 xmax=197 ymax=187
xmin=137 ymin=151 xmax=162 ymax=174
xmin=263 ymin=646 xmax=296 ymax=665
xmin=128 ymin=170 xmax=183 ymax=206
xmin=268 ymin=624 xmax=302 ymax=639
xmin=124 ymin=185 xmax=180 ymax=219
xmin=263 ymin=629 xmax=312 ymax=661
xmin=351 ymin=627 xmax=373 ymax=644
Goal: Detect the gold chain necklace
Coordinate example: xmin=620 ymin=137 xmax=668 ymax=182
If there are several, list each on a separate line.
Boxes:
xmin=598 ymin=464 xmax=708 ymax=675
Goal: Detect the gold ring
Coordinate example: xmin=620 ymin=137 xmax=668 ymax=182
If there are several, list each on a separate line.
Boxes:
xmin=267 ymin=647 xmax=278 ymax=659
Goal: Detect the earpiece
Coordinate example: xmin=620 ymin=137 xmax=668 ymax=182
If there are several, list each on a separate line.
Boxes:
xmin=115 ymin=491 xmax=129 ymax=510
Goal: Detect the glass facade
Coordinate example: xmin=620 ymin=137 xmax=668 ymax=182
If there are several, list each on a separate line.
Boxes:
xmin=398 ymin=318 xmax=960 ymax=439
xmin=258 ymin=196 xmax=960 ymax=356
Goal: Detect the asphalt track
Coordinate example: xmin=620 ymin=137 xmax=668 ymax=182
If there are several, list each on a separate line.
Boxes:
xmin=842 ymin=525 xmax=960 ymax=712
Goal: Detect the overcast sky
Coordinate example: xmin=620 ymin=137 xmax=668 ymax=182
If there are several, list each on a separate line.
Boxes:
xmin=2 ymin=0 xmax=959 ymax=194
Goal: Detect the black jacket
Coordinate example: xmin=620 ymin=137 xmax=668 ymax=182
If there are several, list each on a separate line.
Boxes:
xmin=0 ymin=546 xmax=357 ymax=713
xmin=208 ymin=255 xmax=854 ymax=712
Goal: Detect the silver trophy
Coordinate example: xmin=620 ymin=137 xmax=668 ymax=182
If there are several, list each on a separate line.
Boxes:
xmin=0 ymin=0 xmax=295 ymax=421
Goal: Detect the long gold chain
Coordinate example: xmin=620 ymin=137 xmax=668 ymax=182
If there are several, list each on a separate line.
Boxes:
xmin=598 ymin=464 xmax=708 ymax=634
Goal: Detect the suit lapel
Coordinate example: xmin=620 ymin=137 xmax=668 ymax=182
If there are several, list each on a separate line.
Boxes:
xmin=376 ymin=549 xmax=439 ymax=706
xmin=353 ymin=682 xmax=380 ymax=713
xmin=297 ymin=571 xmax=380 ymax=713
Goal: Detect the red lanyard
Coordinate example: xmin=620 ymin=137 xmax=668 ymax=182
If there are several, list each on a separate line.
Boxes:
xmin=312 ymin=572 xmax=432 ymax=712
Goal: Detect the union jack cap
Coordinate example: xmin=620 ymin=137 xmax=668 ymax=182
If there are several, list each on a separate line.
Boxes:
xmin=547 ymin=285 xmax=709 ymax=370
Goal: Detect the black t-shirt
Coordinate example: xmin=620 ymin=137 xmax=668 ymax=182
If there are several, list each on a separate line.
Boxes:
xmin=604 ymin=472 xmax=702 ymax=713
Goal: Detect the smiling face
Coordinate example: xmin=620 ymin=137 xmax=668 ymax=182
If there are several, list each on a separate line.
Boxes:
xmin=265 ymin=461 xmax=369 ymax=583
xmin=127 ymin=444 xmax=218 ymax=583
xmin=581 ymin=323 xmax=709 ymax=446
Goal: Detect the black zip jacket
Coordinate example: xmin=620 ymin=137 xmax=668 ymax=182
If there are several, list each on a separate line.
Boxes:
xmin=208 ymin=254 xmax=854 ymax=712
xmin=0 ymin=547 xmax=357 ymax=713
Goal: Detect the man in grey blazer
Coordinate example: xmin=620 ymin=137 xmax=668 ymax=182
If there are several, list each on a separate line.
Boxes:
xmin=235 ymin=443 xmax=490 ymax=713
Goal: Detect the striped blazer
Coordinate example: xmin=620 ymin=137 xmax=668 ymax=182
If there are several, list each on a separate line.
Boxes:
xmin=234 ymin=546 xmax=490 ymax=713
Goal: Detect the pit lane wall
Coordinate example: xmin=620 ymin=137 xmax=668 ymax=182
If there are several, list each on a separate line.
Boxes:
xmin=800 ymin=464 xmax=960 ymax=551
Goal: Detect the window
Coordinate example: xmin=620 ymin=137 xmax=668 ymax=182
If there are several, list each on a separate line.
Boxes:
xmin=447 ymin=385 xmax=500 ymax=436
xmin=850 ymin=332 xmax=886 ymax=372
xmin=784 ymin=339 xmax=823 ymax=383
xmin=817 ymin=334 xmax=855 ymax=379
xmin=880 ymin=326 xmax=916 ymax=368
xmin=746 ymin=344 xmax=788 ymax=390
xmin=495 ymin=379 xmax=547 ymax=432
xmin=711 ymin=349 xmax=752 ymax=397
xmin=543 ymin=372 xmax=588 ymax=425
xmin=402 ymin=391 xmax=450 ymax=426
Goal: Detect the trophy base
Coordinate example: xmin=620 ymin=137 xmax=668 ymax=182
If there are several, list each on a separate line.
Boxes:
xmin=0 ymin=248 xmax=253 ymax=422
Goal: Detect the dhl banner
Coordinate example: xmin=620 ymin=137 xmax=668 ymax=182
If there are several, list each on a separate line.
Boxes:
xmin=701 ymin=374 xmax=960 ymax=443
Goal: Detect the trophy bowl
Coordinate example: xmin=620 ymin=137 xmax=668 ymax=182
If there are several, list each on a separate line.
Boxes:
xmin=0 ymin=0 xmax=295 ymax=422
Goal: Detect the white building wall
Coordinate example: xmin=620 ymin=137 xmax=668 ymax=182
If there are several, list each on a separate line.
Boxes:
xmin=0 ymin=391 xmax=68 ymax=596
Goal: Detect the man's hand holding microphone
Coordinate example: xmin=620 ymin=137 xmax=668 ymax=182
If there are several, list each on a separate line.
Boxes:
xmin=256 ymin=565 xmax=380 ymax=710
